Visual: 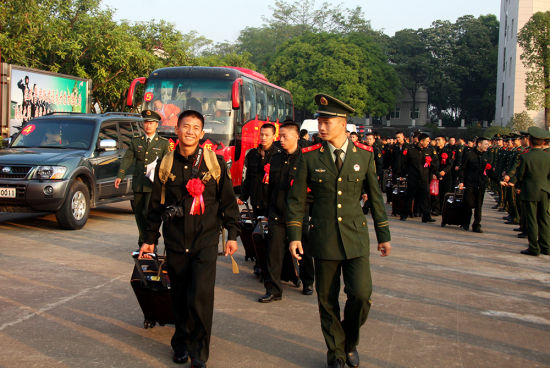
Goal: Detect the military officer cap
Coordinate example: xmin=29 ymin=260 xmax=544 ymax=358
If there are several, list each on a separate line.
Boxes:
xmin=476 ymin=136 xmax=490 ymax=143
xmin=141 ymin=109 xmax=161 ymax=122
xmin=315 ymin=94 xmax=355 ymax=118
xmin=527 ymin=126 xmax=549 ymax=139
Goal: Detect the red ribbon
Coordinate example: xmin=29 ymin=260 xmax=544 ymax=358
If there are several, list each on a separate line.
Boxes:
xmin=452 ymin=151 xmax=456 ymax=160
xmin=290 ymin=179 xmax=311 ymax=192
xmin=441 ymin=152 xmax=448 ymax=165
xmin=186 ymin=178 xmax=205 ymax=215
xmin=403 ymin=149 xmax=408 ymax=156
xmin=262 ymin=163 xmax=270 ymax=184
xmin=484 ymin=163 xmax=492 ymax=176
xmin=424 ymin=156 xmax=432 ymax=168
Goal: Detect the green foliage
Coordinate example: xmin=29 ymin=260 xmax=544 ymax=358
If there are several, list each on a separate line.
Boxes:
xmin=517 ymin=11 xmax=550 ymax=128
xmin=507 ymin=111 xmax=536 ymax=132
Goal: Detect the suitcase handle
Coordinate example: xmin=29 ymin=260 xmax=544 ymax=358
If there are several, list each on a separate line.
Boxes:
xmin=132 ymin=253 xmax=167 ymax=287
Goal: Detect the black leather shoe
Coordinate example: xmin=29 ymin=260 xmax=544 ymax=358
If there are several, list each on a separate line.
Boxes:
xmin=461 ymin=225 xmax=469 ymax=231
xmin=191 ymin=358 xmax=206 ymax=368
xmin=328 ymin=358 xmax=345 ymax=368
xmin=172 ymin=351 xmax=189 ymax=364
xmin=399 ymin=216 xmax=407 ymax=221
xmin=520 ymin=249 xmax=539 ymax=256
xmin=513 ymin=227 xmax=522 ymax=232
xmin=541 ymin=250 xmax=549 ymax=255
xmin=422 ymin=218 xmax=436 ymax=223
xmin=302 ymin=285 xmax=313 ymax=295
xmin=258 ymin=293 xmax=282 ymax=303
xmin=504 ymin=220 xmax=518 ymax=225
xmin=345 ymin=349 xmax=360 ymax=367
xmin=518 ymin=233 xmax=528 ymax=238
xmin=472 ymin=227 xmax=483 ymax=233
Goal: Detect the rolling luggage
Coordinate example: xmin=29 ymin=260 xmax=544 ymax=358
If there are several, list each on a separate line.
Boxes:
xmin=130 ymin=253 xmax=174 ymax=329
xmin=441 ymin=189 xmax=467 ymax=227
xmin=391 ymin=178 xmax=408 ymax=217
xmin=252 ymin=217 xmax=269 ymax=281
xmin=239 ymin=202 xmax=256 ymax=261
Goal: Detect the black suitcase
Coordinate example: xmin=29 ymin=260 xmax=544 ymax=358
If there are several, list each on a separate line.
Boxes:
xmin=391 ymin=178 xmax=408 ymax=217
xmin=441 ymin=189 xmax=467 ymax=227
xmin=130 ymin=253 xmax=174 ymax=329
xmin=239 ymin=203 xmax=256 ymax=261
xmin=252 ymin=218 xmax=269 ymax=281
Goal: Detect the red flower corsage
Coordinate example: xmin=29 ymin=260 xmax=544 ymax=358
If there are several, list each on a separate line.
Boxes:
xmin=424 ymin=156 xmax=432 ymax=167
xmin=484 ymin=163 xmax=492 ymax=176
xmin=186 ymin=178 xmax=205 ymax=215
xmin=403 ymin=149 xmax=408 ymax=156
xmin=262 ymin=163 xmax=270 ymax=184
xmin=441 ymin=152 xmax=448 ymax=165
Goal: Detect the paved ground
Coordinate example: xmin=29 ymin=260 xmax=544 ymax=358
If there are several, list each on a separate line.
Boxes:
xmin=0 ymin=194 xmax=549 ymax=368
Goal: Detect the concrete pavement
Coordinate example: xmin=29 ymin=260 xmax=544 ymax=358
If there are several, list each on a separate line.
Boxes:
xmin=0 ymin=194 xmax=549 ymax=367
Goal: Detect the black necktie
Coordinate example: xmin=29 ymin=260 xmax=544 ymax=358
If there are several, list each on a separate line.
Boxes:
xmin=146 ymin=137 xmax=151 ymax=147
xmin=334 ymin=149 xmax=343 ymax=171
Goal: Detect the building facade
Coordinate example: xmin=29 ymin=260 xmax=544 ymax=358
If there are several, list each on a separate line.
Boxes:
xmin=495 ymin=0 xmax=549 ymax=127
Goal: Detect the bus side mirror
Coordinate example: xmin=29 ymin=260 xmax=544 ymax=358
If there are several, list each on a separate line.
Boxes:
xmin=232 ymin=78 xmax=243 ymax=110
xmin=127 ymin=77 xmax=147 ymax=107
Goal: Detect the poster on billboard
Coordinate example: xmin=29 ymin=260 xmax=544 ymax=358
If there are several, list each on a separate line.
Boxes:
xmin=9 ymin=66 xmax=90 ymax=134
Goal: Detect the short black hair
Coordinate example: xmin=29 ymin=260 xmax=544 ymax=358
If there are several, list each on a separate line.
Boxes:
xmin=177 ymin=110 xmax=204 ymax=128
xmin=350 ymin=132 xmax=358 ymax=137
xmin=365 ymin=132 xmax=375 ymax=137
xmin=435 ymin=134 xmax=447 ymax=140
xmin=418 ymin=133 xmax=430 ymax=141
xmin=299 ymin=129 xmax=308 ymax=138
xmin=260 ymin=123 xmax=276 ymax=134
xmin=395 ymin=131 xmax=404 ymax=136
xmin=280 ymin=121 xmax=299 ymax=134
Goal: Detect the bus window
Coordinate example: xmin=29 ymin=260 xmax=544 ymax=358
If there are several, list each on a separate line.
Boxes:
xmin=276 ymin=90 xmax=286 ymax=122
xmin=267 ymin=87 xmax=277 ymax=122
xmin=284 ymin=93 xmax=293 ymax=120
xmin=255 ymin=83 xmax=267 ymax=121
xmin=242 ymin=81 xmax=256 ymax=123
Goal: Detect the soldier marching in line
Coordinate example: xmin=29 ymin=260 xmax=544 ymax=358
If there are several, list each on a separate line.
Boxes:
xmin=115 ymin=110 xmax=170 ymax=249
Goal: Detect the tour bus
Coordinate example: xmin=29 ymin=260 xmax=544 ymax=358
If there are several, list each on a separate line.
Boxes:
xmin=126 ymin=66 xmax=294 ymax=189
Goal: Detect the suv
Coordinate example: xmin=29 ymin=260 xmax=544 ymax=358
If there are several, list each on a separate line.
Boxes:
xmin=0 ymin=112 xmax=143 ymax=229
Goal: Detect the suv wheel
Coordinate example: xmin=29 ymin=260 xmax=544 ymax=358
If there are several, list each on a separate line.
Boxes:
xmin=56 ymin=180 xmax=90 ymax=230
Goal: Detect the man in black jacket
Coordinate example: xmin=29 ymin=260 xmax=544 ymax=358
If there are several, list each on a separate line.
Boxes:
xmin=435 ymin=134 xmax=455 ymax=212
xmin=401 ymin=133 xmax=437 ymax=223
xmin=238 ymin=123 xmax=281 ymax=216
xmin=259 ymin=122 xmax=315 ymax=302
xmin=140 ymin=110 xmax=240 ymax=368
xmin=458 ymin=137 xmax=497 ymax=233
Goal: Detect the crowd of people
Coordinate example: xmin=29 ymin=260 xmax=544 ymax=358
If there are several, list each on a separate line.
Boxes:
xmin=119 ymin=97 xmax=548 ymax=368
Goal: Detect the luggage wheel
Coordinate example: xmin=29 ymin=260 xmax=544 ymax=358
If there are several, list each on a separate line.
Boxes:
xmin=144 ymin=320 xmax=156 ymax=329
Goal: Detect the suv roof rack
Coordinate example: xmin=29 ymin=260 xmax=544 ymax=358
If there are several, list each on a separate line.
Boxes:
xmin=102 ymin=112 xmax=142 ymax=118
xmin=45 ymin=112 xmax=84 ymax=115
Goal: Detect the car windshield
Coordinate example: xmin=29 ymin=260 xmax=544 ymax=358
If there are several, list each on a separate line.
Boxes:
xmin=143 ymin=78 xmax=234 ymax=138
xmin=11 ymin=119 xmax=95 ymax=149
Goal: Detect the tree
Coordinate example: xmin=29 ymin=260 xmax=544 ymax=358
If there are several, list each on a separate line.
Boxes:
xmin=518 ymin=11 xmax=550 ymax=129
xmin=507 ymin=111 xmax=535 ymax=132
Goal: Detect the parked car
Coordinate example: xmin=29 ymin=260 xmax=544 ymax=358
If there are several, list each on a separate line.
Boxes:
xmin=0 ymin=112 xmax=143 ymax=229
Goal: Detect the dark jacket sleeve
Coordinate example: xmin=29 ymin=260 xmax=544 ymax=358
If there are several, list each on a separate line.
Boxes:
xmin=217 ymin=157 xmax=241 ymax=240
xmin=117 ymin=139 xmax=136 ymax=180
xmin=363 ymin=152 xmax=391 ymax=243
xmin=239 ymin=150 xmax=252 ymax=202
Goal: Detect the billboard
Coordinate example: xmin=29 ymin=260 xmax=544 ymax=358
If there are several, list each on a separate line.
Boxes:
xmin=9 ymin=66 xmax=89 ymax=134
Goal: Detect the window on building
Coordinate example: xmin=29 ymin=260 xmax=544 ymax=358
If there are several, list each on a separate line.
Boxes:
xmin=409 ymin=107 xmax=419 ymax=120
xmin=390 ymin=106 xmax=400 ymax=119
xmin=501 ymin=83 xmax=505 ymax=107
xmin=509 ymin=57 xmax=513 ymax=76
xmin=503 ymin=48 xmax=506 ymax=72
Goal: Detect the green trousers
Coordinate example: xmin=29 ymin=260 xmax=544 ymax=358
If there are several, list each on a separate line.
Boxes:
xmin=314 ymin=256 xmax=372 ymax=364
xmin=134 ymin=191 xmax=152 ymax=246
xmin=523 ymin=194 xmax=550 ymax=254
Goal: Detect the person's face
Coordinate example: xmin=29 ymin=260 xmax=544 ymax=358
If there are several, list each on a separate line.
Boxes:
xmin=449 ymin=137 xmax=456 ymax=146
xmin=279 ymin=127 xmax=299 ymax=152
xmin=435 ymin=137 xmax=445 ymax=148
xmin=304 ymin=133 xmax=309 ymax=140
xmin=497 ymin=140 xmax=503 ymax=147
xmin=176 ymin=116 xmax=204 ymax=147
xmin=365 ymin=135 xmax=375 ymax=146
xmin=317 ymin=116 xmax=346 ymax=142
xmin=468 ymin=141 xmax=475 ymax=148
xmin=477 ymin=140 xmax=490 ymax=152
xmin=395 ymin=133 xmax=404 ymax=145
xmin=513 ymin=138 xmax=521 ymax=147
xmin=259 ymin=126 xmax=275 ymax=147
xmin=350 ymin=134 xmax=358 ymax=142
xmin=419 ymin=137 xmax=430 ymax=148
xmin=153 ymin=100 xmax=162 ymax=109
xmin=143 ymin=120 xmax=158 ymax=135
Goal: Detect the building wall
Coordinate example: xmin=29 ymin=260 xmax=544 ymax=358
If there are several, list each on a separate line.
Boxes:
xmin=495 ymin=0 xmax=549 ymax=127
xmin=384 ymin=86 xmax=429 ymax=127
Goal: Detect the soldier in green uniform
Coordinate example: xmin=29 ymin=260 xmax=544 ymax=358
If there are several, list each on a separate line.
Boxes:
xmin=115 ymin=110 xmax=170 ymax=248
xmin=287 ymin=94 xmax=391 ymax=368
xmin=511 ymin=127 xmax=550 ymax=256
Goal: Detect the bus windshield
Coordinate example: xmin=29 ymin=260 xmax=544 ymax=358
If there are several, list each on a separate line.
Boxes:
xmin=143 ymin=78 xmax=235 ymax=140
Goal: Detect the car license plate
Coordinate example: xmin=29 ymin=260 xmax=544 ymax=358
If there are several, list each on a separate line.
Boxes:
xmin=0 ymin=187 xmax=16 ymax=198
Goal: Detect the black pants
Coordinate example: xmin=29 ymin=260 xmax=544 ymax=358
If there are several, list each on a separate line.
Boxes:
xmin=134 ymin=191 xmax=152 ymax=246
xmin=405 ymin=180 xmax=430 ymax=220
xmin=265 ymin=221 xmax=314 ymax=296
xmin=167 ymin=246 xmax=217 ymax=362
xmin=464 ymin=186 xmax=485 ymax=230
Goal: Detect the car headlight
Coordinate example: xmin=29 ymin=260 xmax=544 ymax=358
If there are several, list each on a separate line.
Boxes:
xmin=35 ymin=166 xmax=67 ymax=180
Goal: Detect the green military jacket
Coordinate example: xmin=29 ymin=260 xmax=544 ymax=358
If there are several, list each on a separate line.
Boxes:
xmin=513 ymin=148 xmax=550 ymax=201
xmin=117 ymin=134 xmax=170 ymax=193
xmin=287 ymin=139 xmax=391 ymax=260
